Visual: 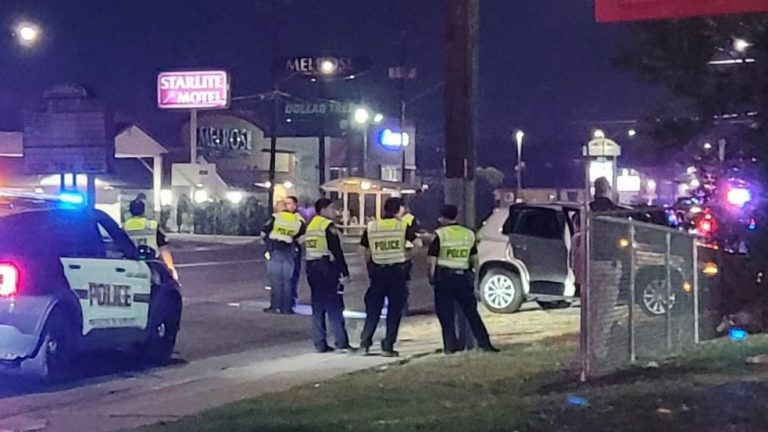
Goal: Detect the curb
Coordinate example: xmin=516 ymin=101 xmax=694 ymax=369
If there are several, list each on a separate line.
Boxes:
xmin=168 ymin=233 xmax=262 ymax=246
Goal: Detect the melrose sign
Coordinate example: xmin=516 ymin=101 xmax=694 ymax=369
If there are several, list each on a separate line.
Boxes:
xmin=157 ymin=70 xmax=230 ymax=110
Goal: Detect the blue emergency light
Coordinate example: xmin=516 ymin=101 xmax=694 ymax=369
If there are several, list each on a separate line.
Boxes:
xmin=58 ymin=191 xmax=85 ymax=205
xmin=729 ymin=328 xmax=748 ymax=342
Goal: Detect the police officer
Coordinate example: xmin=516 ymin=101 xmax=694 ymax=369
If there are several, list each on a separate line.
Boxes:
xmin=305 ymin=198 xmax=354 ymax=353
xmin=428 ymin=205 xmax=498 ymax=354
xmin=123 ymin=199 xmax=178 ymax=280
xmin=285 ymin=196 xmax=304 ymax=310
xmin=261 ymin=199 xmax=306 ymax=314
xmin=359 ymin=197 xmax=418 ymax=357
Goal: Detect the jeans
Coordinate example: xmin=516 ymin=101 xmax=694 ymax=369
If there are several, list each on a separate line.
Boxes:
xmin=267 ymin=248 xmax=296 ymax=312
xmin=434 ymin=269 xmax=492 ymax=352
xmin=291 ymin=248 xmax=302 ymax=308
xmin=360 ymin=264 xmax=408 ymax=352
xmin=307 ymin=260 xmax=349 ymax=349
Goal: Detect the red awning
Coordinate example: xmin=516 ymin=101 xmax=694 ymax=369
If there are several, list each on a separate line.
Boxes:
xmin=596 ymin=0 xmax=768 ymax=23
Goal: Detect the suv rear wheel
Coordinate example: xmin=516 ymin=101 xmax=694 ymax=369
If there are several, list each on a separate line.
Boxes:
xmin=480 ymin=268 xmax=524 ymax=313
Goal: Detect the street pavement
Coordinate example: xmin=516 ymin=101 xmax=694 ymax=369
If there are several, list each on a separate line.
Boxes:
xmin=0 ymin=237 xmax=580 ymax=432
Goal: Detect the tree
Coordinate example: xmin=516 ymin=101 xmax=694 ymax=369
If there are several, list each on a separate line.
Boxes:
xmin=616 ymin=15 xmax=768 ymax=164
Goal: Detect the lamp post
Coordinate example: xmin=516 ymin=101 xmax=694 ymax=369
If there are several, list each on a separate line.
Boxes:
xmin=353 ymin=107 xmax=383 ymax=177
xmin=514 ymin=130 xmax=525 ymax=193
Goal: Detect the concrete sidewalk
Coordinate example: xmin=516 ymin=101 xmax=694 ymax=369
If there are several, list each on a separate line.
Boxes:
xmin=0 ymin=308 xmax=579 ymax=432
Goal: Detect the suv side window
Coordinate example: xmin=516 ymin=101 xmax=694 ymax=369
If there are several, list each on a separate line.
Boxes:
xmin=96 ymin=215 xmax=138 ymax=260
xmin=513 ymin=208 xmax=562 ymax=240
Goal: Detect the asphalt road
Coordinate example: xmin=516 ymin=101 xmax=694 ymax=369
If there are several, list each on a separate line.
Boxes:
xmin=0 ymin=237 xmax=437 ymax=398
xmin=172 ymin=238 xmax=434 ymax=360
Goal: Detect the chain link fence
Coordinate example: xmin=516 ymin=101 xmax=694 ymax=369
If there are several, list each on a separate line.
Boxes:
xmin=580 ymin=215 xmax=721 ymax=379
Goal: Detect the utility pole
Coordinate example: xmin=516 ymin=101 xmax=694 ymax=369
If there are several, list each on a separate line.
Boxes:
xmin=398 ymin=30 xmax=408 ymax=185
xmin=268 ymin=88 xmax=278 ymax=215
xmin=445 ymin=0 xmax=478 ymax=227
xmin=318 ymin=82 xmax=327 ymax=192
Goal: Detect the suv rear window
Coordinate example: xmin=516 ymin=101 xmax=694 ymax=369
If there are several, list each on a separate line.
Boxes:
xmin=504 ymin=207 xmax=563 ymax=240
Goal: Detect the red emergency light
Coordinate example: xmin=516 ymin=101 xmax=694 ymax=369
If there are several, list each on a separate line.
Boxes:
xmin=596 ymin=0 xmax=768 ymax=23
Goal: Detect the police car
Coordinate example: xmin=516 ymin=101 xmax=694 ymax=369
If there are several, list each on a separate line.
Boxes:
xmin=0 ymin=191 xmax=182 ymax=380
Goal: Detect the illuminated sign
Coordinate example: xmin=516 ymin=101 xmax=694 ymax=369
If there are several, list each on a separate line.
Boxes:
xmin=197 ymin=127 xmax=253 ymax=154
xmin=157 ymin=70 xmax=230 ymax=110
xmin=378 ymin=129 xmax=410 ymax=150
xmin=283 ymin=56 xmax=372 ymax=78
xmin=596 ymin=0 xmax=768 ymax=22
xmin=284 ymin=102 xmax=356 ymax=116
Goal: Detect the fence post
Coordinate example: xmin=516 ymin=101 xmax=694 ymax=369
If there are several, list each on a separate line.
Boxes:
xmin=692 ymin=236 xmax=700 ymax=344
xmin=665 ymin=232 xmax=673 ymax=352
xmin=579 ymin=210 xmax=591 ymax=383
xmin=628 ymin=223 xmax=636 ymax=363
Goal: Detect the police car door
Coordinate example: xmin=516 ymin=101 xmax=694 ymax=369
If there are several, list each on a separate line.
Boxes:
xmin=61 ymin=213 xmax=151 ymax=335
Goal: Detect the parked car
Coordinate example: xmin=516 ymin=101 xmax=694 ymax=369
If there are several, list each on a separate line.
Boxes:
xmin=476 ymin=203 xmax=695 ymax=316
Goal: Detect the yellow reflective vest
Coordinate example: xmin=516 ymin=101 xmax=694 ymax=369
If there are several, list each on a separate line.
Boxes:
xmin=367 ymin=218 xmax=407 ymax=265
xmin=123 ymin=217 xmax=159 ymax=250
xmin=435 ymin=224 xmax=475 ymax=270
xmin=269 ymin=211 xmax=302 ymax=244
xmin=305 ymin=216 xmax=333 ymax=261
xmin=402 ymin=213 xmax=415 ymax=227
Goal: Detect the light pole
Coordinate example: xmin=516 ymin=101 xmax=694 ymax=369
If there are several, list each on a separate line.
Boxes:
xmin=514 ymin=130 xmax=525 ymax=192
xmin=353 ymin=107 xmax=383 ymax=177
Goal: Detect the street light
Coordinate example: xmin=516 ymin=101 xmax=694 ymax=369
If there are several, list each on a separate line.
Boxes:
xmin=14 ymin=21 xmax=41 ymax=48
xmin=593 ymin=129 xmax=606 ymax=139
xmin=319 ymin=59 xmax=337 ymax=75
xmin=352 ymin=107 xmax=383 ymax=177
xmin=353 ymin=107 xmax=370 ymax=125
xmin=734 ymin=38 xmax=751 ymax=53
xmin=514 ymin=130 xmax=525 ymax=192
xmin=627 ymin=129 xmax=637 ymax=138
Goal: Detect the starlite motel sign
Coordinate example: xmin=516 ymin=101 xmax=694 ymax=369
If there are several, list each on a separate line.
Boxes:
xmin=596 ymin=0 xmax=768 ymax=22
xmin=157 ymin=70 xmax=230 ymax=110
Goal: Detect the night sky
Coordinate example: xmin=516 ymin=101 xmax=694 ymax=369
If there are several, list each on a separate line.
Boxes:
xmin=0 ymin=0 xmax=664 ymax=187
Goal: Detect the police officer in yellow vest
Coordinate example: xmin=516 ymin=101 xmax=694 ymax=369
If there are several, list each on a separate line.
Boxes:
xmin=428 ymin=205 xmax=498 ymax=354
xmin=261 ymin=200 xmax=306 ymax=314
xmin=123 ymin=199 xmax=178 ymax=280
xmin=305 ymin=198 xmax=355 ymax=353
xmin=359 ymin=197 xmax=418 ymax=357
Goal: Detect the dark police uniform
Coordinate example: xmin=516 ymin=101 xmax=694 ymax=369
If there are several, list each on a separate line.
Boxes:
xmin=359 ymin=217 xmax=417 ymax=354
xmin=304 ymin=215 xmax=351 ymax=351
xmin=429 ymin=223 xmax=493 ymax=353
xmin=261 ymin=211 xmax=306 ymax=313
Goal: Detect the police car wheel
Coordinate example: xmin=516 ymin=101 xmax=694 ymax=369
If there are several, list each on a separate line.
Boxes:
xmin=36 ymin=310 xmax=76 ymax=382
xmin=480 ymin=268 xmax=523 ymax=314
xmin=142 ymin=308 xmax=179 ymax=366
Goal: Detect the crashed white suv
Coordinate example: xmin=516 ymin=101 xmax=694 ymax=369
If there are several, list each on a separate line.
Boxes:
xmin=476 ymin=204 xmax=579 ymax=313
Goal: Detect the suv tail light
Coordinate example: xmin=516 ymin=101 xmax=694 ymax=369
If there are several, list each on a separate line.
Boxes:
xmin=0 ymin=263 xmax=19 ymax=297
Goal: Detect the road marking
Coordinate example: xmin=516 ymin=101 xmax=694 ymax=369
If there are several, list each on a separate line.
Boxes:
xmin=177 ymin=259 xmax=262 ymax=268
